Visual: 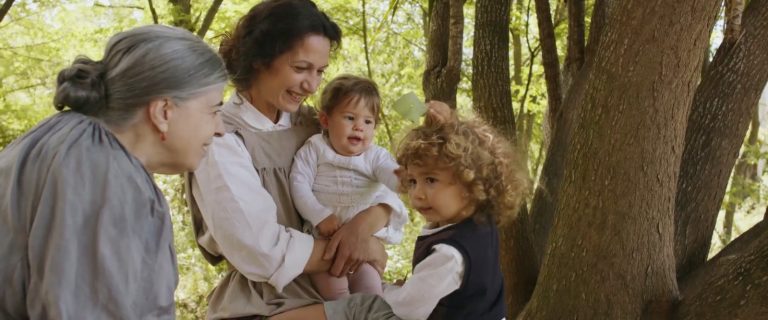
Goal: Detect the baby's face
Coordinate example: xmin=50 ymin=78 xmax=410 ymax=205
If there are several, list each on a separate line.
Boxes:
xmin=322 ymin=99 xmax=376 ymax=156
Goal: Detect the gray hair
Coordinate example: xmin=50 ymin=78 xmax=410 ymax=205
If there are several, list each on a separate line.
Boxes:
xmin=54 ymin=25 xmax=228 ymax=126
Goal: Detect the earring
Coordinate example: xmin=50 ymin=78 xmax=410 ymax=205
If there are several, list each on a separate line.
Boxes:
xmin=160 ymin=132 xmax=167 ymax=141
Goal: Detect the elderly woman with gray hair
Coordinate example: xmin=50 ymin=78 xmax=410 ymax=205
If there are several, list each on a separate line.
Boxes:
xmin=0 ymin=25 xmax=228 ymax=319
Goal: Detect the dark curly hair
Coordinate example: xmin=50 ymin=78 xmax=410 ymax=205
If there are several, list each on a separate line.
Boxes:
xmin=396 ymin=119 xmax=530 ymax=225
xmin=219 ymin=0 xmax=342 ymax=93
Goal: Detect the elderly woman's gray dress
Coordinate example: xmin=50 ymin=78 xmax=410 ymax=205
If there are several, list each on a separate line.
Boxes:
xmin=0 ymin=111 xmax=177 ymax=319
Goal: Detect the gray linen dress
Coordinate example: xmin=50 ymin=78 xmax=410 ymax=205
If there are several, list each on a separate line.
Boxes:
xmin=0 ymin=111 xmax=177 ymax=319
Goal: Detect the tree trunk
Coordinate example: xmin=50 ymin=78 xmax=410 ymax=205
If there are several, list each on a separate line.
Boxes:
xmin=473 ymin=0 xmax=537 ymax=317
xmin=675 ymin=221 xmax=768 ymax=319
xmin=562 ymin=0 xmax=584 ymax=92
xmin=521 ymin=1 xmax=720 ymax=318
xmin=0 ymin=0 xmax=15 ymax=24
xmin=423 ymin=0 xmax=464 ymax=108
xmin=533 ymin=0 xmax=563 ymax=131
xmin=674 ymin=0 xmax=768 ymax=279
xmin=472 ymin=0 xmax=514 ymax=139
xmin=528 ymin=0 xmax=575 ymax=268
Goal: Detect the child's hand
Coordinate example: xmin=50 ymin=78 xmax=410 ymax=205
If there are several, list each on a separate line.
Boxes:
xmin=316 ymin=215 xmax=341 ymax=238
xmin=425 ymin=100 xmax=456 ymax=125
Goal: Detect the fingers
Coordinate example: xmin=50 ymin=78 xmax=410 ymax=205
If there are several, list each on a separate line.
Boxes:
xmin=347 ymin=261 xmax=362 ymax=275
xmin=330 ymin=248 xmax=348 ymax=277
xmin=323 ymin=232 xmax=341 ymax=261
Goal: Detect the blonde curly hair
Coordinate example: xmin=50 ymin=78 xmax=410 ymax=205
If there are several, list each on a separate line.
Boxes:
xmin=396 ymin=119 xmax=529 ymax=225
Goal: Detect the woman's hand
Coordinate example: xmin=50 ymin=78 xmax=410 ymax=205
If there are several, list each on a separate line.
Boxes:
xmin=316 ymin=215 xmax=341 ymax=238
xmin=323 ymin=204 xmax=391 ymax=276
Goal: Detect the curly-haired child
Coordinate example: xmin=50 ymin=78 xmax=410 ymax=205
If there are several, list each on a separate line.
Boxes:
xmin=275 ymin=116 xmax=530 ymax=320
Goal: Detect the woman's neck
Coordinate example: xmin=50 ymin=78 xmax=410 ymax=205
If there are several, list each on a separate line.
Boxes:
xmin=109 ymin=122 xmax=163 ymax=173
xmin=243 ymin=89 xmax=279 ymax=124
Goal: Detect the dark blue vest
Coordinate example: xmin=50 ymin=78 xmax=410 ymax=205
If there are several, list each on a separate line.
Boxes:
xmin=412 ymin=216 xmax=506 ymax=320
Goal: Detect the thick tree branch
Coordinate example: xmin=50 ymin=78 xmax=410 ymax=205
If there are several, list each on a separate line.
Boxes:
xmin=196 ymin=0 xmax=223 ymax=38
xmin=675 ymin=221 xmax=768 ymax=319
xmin=0 ymin=0 xmax=15 ymax=24
xmin=422 ymin=0 xmax=464 ymax=108
xmin=563 ymin=0 xmax=584 ymax=91
xmin=533 ymin=0 xmax=562 ymax=130
xmin=528 ymin=0 xmax=578 ymax=266
xmin=674 ymin=0 xmax=768 ymax=279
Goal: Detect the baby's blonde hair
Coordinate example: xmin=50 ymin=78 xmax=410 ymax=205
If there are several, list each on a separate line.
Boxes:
xmin=396 ymin=119 xmax=530 ymax=225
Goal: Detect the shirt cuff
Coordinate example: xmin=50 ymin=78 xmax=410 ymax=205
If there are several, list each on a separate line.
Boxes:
xmin=268 ymin=229 xmax=314 ymax=292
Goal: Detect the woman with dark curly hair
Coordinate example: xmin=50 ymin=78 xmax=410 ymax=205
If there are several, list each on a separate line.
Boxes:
xmin=0 ymin=25 xmax=228 ymax=319
xmin=187 ymin=0 xmax=417 ymax=318
xmin=274 ymin=118 xmax=529 ymax=320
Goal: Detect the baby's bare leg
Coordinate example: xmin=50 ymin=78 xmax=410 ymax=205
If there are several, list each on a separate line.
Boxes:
xmin=348 ymin=263 xmax=383 ymax=295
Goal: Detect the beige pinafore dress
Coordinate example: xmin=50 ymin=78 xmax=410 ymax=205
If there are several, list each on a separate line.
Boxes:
xmin=186 ymin=106 xmax=323 ymax=319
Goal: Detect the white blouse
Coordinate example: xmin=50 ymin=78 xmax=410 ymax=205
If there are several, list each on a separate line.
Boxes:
xmin=382 ymin=224 xmax=465 ymax=320
xmin=290 ymin=133 xmax=407 ymax=243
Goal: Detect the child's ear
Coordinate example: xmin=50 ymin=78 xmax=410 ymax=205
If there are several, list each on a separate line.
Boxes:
xmin=148 ymin=98 xmax=173 ymax=134
xmin=318 ymin=111 xmax=329 ymax=129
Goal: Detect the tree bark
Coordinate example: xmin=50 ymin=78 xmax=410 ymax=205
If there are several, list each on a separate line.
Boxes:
xmin=422 ymin=0 xmax=464 ymax=108
xmin=528 ymin=0 xmax=576 ymax=268
xmin=472 ymin=0 xmax=514 ymax=139
xmin=196 ymin=0 xmax=223 ymax=39
xmin=724 ymin=0 xmax=745 ymax=43
xmin=521 ymin=1 xmax=720 ymax=318
xmin=533 ymin=0 xmax=563 ymax=131
xmin=0 ymin=0 xmax=15 ymax=24
xmin=674 ymin=0 xmax=768 ymax=279
xmin=675 ymin=221 xmax=768 ymax=319
xmin=563 ymin=0 xmax=584 ymax=92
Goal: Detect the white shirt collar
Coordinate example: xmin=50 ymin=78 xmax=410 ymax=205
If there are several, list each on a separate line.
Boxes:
xmin=420 ymin=222 xmax=457 ymax=236
xmin=225 ymin=93 xmax=292 ymax=131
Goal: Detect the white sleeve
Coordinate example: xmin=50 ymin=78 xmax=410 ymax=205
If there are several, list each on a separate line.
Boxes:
xmin=371 ymin=146 xmax=401 ymax=192
xmin=290 ymin=141 xmax=334 ymax=227
xmin=368 ymin=146 xmax=408 ymax=244
xmin=371 ymin=188 xmax=408 ymax=244
xmin=191 ymin=133 xmax=314 ymax=292
xmin=382 ymin=244 xmax=464 ymax=320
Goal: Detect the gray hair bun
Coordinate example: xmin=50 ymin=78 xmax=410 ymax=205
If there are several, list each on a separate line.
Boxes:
xmin=54 ymin=56 xmax=107 ymax=116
